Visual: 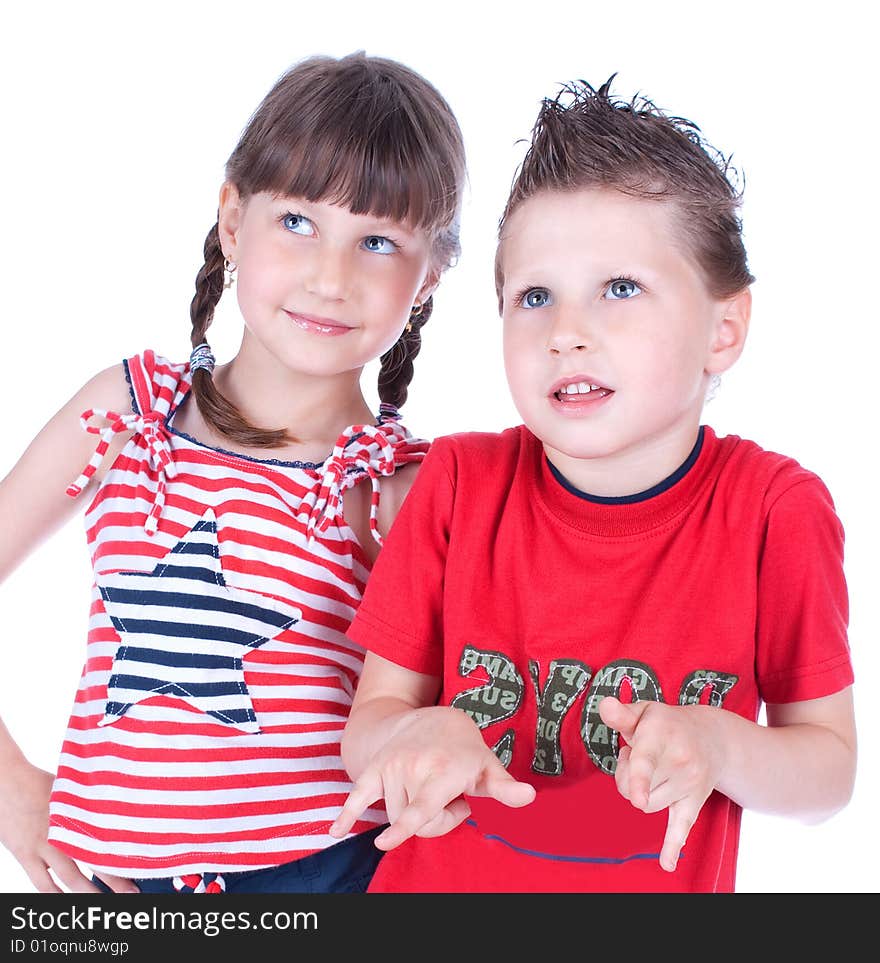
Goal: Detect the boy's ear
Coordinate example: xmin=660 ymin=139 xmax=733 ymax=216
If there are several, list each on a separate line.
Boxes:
xmin=706 ymin=287 xmax=752 ymax=375
xmin=217 ymin=181 xmax=244 ymax=261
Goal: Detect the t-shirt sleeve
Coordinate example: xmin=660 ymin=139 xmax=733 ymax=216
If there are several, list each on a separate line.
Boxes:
xmin=755 ymin=474 xmax=853 ymax=703
xmin=346 ymin=437 xmax=456 ymax=676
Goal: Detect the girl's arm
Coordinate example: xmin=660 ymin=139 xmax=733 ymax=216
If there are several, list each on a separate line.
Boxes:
xmin=598 ymin=687 xmax=857 ymax=872
xmin=332 ymin=652 xmax=535 ymax=850
xmin=0 ymin=362 xmax=139 ymax=893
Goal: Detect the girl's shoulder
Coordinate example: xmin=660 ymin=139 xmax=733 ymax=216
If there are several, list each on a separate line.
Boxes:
xmin=122 ymin=349 xmax=191 ymax=418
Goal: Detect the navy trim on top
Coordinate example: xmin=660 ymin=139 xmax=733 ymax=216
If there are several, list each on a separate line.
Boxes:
xmin=547 ymin=426 xmax=705 ymax=504
xmin=164 ymin=379 xmax=384 ymax=471
xmin=122 ymin=358 xmax=139 ymax=417
xmin=165 ymin=390 xmax=327 ymax=469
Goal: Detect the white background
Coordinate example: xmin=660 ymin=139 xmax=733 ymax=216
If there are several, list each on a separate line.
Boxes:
xmin=0 ymin=0 xmax=876 ymax=893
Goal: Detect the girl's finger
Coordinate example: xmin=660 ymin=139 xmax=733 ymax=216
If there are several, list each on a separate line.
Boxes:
xmin=46 ymin=854 xmax=101 ymax=894
xmin=25 ymin=862 xmax=63 ymax=894
xmin=94 ymin=871 xmax=139 ymax=894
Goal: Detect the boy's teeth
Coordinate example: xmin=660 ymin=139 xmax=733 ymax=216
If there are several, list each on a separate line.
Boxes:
xmin=563 ymin=382 xmax=594 ymax=394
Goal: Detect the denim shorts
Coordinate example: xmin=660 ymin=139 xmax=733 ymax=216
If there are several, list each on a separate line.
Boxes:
xmin=91 ymin=826 xmax=385 ymax=894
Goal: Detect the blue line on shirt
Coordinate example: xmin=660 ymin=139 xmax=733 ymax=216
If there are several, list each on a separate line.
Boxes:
xmin=465 ymin=820 xmax=680 ymax=864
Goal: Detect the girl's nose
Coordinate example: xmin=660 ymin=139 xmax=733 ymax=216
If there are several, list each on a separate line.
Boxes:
xmin=304 ymin=245 xmax=351 ymax=301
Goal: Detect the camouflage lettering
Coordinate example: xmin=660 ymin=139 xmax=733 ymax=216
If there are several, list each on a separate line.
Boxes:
xmin=529 ymin=659 xmax=592 ymax=776
xmin=580 ymin=660 xmax=663 ymax=775
xmin=452 ymin=645 xmax=525 ymax=766
xmin=678 ymin=670 xmax=739 ymax=707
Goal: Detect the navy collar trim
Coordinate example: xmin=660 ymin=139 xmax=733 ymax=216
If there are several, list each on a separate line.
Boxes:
xmin=546 ymin=426 xmax=706 ymax=505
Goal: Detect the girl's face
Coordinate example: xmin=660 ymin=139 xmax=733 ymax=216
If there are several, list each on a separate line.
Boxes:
xmin=218 ymin=186 xmax=437 ymax=379
xmin=498 ymin=187 xmax=750 ymax=493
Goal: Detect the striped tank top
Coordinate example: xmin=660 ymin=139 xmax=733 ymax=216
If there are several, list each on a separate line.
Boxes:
xmin=47 ymin=350 xmax=429 ymax=877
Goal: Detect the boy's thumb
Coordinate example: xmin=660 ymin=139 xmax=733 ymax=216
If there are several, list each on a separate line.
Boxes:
xmin=598 ymin=695 xmax=645 ymax=738
xmin=477 ymin=769 xmax=536 ymax=809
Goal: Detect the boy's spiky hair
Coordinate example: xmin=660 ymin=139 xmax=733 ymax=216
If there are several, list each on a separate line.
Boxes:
xmin=496 ymin=76 xmax=754 ymax=300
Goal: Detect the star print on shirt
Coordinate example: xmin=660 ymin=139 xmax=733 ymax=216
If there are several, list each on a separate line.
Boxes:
xmin=96 ymin=509 xmax=301 ymax=734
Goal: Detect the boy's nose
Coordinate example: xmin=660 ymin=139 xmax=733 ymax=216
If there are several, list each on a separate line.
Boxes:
xmin=546 ymin=309 xmax=594 ymax=354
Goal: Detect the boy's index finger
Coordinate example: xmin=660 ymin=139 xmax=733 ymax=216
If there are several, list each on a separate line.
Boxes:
xmin=328 ymin=771 xmax=384 ymax=838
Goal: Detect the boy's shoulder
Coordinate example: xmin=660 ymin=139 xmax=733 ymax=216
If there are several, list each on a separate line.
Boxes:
xmin=712 ymin=427 xmax=835 ymax=509
xmin=428 ymin=425 xmax=534 ymax=472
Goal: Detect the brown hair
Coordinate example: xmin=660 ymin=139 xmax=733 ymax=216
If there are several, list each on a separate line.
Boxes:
xmin=496 ymin=76 xmax=754 ymax=306
xmin=190 ymin=52 xmax=466 ymax=446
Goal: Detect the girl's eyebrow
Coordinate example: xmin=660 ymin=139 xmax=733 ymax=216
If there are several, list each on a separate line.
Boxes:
xmin=365 ymin=217 xmax=418 ymax=237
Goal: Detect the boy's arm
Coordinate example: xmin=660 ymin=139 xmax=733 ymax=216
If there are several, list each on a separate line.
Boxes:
xmin=599 ymin=686 xmax=856 ymax=872
xmin=333 ymin=652 xmax=535 ymax=850
xmin=339 ymin=651 xmax=443 ymax=783
xmin=722 ymin=687 xmax=856 ymax=818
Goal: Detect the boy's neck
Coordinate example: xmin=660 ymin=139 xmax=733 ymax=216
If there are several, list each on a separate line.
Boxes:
xmin=543 ymin=421 xmax=704 ymax=498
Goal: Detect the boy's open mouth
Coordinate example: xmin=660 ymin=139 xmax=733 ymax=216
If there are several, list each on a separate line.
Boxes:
xmin=551 ymin=380 xmax=613 ymax=403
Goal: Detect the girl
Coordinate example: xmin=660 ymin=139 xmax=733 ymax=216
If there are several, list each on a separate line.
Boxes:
xmin=0 ymin=52 xmax=465 ymax=894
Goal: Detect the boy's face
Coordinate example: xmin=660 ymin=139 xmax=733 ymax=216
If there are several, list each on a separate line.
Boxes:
xmin=499 ymin=187 xmax=745 ymax=492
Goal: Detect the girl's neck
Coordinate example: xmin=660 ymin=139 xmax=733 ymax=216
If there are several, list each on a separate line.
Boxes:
xmin=209 ymin=340 xmax=375 ymax=459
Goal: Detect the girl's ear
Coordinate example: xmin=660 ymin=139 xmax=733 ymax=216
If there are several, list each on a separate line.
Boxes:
xmin=706 ymin=287 xmax=752 ymax=375
xmin=217 ymin=182 xmax=244 ymax=261
xmin=416 ymin=269 xmax=441 ymax=306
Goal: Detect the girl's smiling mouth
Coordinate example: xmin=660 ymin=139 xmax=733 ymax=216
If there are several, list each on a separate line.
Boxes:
xmin=283 ymin=309 xmax=355 ymax=336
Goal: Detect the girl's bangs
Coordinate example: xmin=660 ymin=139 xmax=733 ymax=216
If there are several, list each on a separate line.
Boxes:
xmin=246 ymin=122 xmax=455 ymax=232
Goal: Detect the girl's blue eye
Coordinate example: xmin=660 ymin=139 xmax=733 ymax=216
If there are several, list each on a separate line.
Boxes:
xmin=282 ymin=213 xmax=315 ymax=235
xmin=363 ymin=235 xmax=396 ymax=255
xmin=605 ymin=278 xmax=642 ymax=300
xmin=521 ymin=288 xmax=551 ymax=309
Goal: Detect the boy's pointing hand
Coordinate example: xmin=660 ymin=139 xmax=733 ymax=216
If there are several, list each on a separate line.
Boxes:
xmin=598 ymin=696 xmax=727 ymax=873
xmin=330 ymin=706 xmax=536 ymax=851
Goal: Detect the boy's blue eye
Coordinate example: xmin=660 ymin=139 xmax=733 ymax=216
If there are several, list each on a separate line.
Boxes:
xmin=521 ymin=288 xmax=551 ymax=309
xmin=605 ymin=278 xmax=642 ymax=300
xmin=282 ymin=213 xmax=315 ymax=235
xmin=363 ymin=235 xmax=396 ymax=255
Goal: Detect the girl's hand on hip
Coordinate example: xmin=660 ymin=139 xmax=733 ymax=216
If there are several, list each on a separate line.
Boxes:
xmin=0 ymin=759 xmax=138 ymax=893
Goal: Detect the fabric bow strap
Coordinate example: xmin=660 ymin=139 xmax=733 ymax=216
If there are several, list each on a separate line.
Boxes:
xmin=305 ymin=422 xmax=403 ymax=547
xmin=66 ymin=408 xmax=177 ymax=536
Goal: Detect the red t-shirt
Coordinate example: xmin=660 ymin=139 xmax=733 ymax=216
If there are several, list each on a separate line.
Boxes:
xmin=347 ymin=425 xmax=853 ymax=892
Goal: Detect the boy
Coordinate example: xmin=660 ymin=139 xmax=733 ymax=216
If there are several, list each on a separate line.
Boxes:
xmin=329 ymin=79 xmax=856 ymax=892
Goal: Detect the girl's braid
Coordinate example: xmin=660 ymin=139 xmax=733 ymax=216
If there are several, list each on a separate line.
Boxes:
xmin=187 ymin=222 xmax=289 ymax=446
xmin=377 ymin=296 xmax=434 ymax=412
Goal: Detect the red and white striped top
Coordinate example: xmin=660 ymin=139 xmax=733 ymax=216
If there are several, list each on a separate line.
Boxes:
xmin=47 ymin=350 xmax=429 ymax=877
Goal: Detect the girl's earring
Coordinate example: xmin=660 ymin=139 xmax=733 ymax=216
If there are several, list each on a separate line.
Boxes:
xmin=223 ymin=258 xmax=237 ymax=290
xmin=406 ymin=300 xmax=423 ymax=334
